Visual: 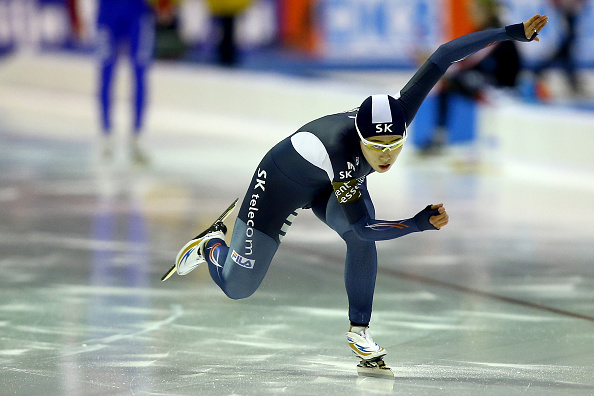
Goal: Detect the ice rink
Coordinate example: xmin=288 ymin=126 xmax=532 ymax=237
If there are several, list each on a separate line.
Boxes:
xmin=1 ymin=54 xmax=593 ymax=395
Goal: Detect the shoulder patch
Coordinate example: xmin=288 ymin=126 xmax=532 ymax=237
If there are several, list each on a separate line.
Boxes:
xmin=290 ymin=132 xmax=334 ymax=181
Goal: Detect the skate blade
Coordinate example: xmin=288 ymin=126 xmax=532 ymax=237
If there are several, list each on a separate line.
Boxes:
xmin=192 ymin=198 xmax=239 ymax=239
xmin=357 ymin=365 xmax=394 ymax=378
xmin=161 ymin=265 xmax=176 ymax=282
xmin=161 ymin=199 xmax=238 ymax=282
xmin=218 ymin=198 xmax=239 ymax=222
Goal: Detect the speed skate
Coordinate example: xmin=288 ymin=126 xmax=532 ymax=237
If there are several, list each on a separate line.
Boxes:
xmin=161 ymin=198 xmax=238 ymax=281
xmin=356 ymin=357 xmax=394 ymax=378
xmin=347 ymin=326 xmax=394 ymax=378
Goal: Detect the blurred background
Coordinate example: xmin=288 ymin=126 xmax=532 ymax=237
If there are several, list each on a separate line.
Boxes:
xmin=3 ymin=0 xmax=594 ymax=67
xmin=1 ymin=0 xmax=593 ymax=164
xmin=1 ymin=1 xmax=593 ymax=395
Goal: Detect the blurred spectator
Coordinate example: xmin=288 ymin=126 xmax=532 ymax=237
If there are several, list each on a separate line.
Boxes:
xmin=154 ymin=0 xmax=185 ymax=60
xmin=68 ymin=0 xmax=174 ymax=165
xmin=205 ymin=0 xmax=254 ymax=66
xmin=420 ymin=0 xmax=522 ymax=156
xmin=533 ymin=0 xmax=586 ymax=98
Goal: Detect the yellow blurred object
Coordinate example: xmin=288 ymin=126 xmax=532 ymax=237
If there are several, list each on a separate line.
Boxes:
xmin=206 ymin=0 xmax=253 ymax=16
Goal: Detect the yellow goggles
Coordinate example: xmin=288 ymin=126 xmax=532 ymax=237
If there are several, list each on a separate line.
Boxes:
xmin=361 ymin=137 xmax=406 ymax=152
xmin=356 ymin=122 xmax=407 ymax=152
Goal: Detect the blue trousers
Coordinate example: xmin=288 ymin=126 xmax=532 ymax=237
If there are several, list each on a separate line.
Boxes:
xmin=97 ymin=5 xmax=154 ymax=133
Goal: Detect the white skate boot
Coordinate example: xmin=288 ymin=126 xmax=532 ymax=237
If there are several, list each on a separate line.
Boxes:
xmin=347 ymin=326 xmax=394 ymax=378
xmin=174 ymin=222 xmax=227 ymax=276
xmin=161 ymin=199 xmax=238 ymax=281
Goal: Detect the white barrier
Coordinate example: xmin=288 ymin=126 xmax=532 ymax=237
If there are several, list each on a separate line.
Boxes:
xmin=479 ymin=97 xmax=594 ymax=179
xmin=0 ymin=53 xmax=592 ymax=186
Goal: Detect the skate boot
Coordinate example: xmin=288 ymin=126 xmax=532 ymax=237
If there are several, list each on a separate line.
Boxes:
xmin=161 ymin=199 xmax=238 ymax=281
xmin=347 ymin=326 xmax=394 ymax=378
xmin=174 ymin=221 xmax=227 ymax=276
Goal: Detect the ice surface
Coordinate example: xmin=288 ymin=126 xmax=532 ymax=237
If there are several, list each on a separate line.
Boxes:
xmin=0 ymin=55 xmax=593 ymax=395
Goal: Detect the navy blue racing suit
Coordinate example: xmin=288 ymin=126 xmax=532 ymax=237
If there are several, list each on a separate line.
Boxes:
xmin=204 ymin=23 xmax=533 ymax=325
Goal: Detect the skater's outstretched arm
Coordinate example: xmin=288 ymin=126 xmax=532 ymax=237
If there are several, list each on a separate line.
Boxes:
xmin=398 ymin=14 xmax=549 ymax=124
xmin=333 ymin=174 xmax=449 ymax=241
xmin=335 ymin=182 xmax=449 ymax=241
xmin=348 ymin=204 xmax=449 ymax=242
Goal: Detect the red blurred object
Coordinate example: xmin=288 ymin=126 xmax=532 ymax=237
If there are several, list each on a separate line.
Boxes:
xmin=278 ymin=0 xmax=319 ymax=55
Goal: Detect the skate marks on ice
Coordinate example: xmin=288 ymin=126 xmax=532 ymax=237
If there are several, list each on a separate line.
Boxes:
xmin=283 ymin=240 xmax=594 ymax=324
xmin=301 ymin=355 xmax=594 ymax=392
xmin=391 ymin=362 xmax=594 ymax=391
xmin=59 ymin=304 xmax=184 ymax=358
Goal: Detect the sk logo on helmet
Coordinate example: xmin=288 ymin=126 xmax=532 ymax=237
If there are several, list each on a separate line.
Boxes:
xmin=375 ymin=123 xmax=393 ymax=133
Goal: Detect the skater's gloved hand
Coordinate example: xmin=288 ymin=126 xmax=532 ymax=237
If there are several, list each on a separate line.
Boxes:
xmin=413 ymin=203 xmax=449 ymax=230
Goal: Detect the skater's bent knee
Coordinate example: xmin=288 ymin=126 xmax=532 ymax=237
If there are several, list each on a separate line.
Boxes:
xmin=223 ymin=286 xmax=257 ymax=300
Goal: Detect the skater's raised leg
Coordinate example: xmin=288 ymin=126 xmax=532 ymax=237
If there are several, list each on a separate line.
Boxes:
xmin=198 ymin=154 xmax=312 ymax=299
xmin=204 ymin=218 xmax=279 ymax=299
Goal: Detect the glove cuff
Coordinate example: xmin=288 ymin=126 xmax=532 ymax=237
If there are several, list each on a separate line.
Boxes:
xmin=506 ymin=23 xmax=536 ymax=42
xmin=413 ymin=205 xmax=440 ymax=231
